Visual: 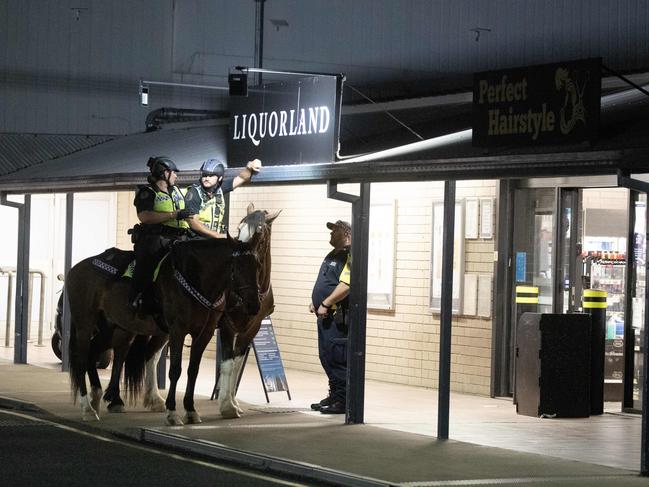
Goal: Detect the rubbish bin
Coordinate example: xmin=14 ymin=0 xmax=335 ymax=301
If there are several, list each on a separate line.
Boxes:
xmin=515 ymin=312 xmax=591 ymax=418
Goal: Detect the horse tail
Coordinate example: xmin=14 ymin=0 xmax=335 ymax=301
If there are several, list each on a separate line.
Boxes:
xmin=67 ymin=313 xmax=81 ymax=403
xmin=124 ymin=335 xmax=148 ymax=404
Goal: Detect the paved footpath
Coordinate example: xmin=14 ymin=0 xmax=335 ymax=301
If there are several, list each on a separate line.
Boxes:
xmin=1 ymin=361 xmax=648 ymax=487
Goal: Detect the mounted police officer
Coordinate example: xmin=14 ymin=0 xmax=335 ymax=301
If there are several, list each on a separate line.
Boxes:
xmin=183 ymin=158 xmax=262 ymax=238
xmin=309 ymin=220 xmax=352 ymax=414
xmin=130 ymin=156 xmax=194 ymax=312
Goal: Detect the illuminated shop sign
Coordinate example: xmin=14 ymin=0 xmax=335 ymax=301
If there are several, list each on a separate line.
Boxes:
xmin=472 ymin=58 xmax=601 ymax=147
xmin=228 ymin=75 xmax=342 ymax=166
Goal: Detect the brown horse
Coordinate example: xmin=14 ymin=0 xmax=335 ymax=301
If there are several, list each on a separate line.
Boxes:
xmin=67 ymin=236 xmax=260 ymax=425
xmin=216 ymin=203 xmax=280 ymax=418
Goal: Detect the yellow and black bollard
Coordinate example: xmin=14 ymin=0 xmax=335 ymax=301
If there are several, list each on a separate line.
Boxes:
xmin=514 ymin=285 xmax=539 ymax=404
xmin=583 ymin=289 xmax=607 ymax=415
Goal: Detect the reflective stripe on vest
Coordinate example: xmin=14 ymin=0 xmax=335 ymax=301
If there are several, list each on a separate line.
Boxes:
xmin=152 ymin=186 xmax=189 ymax=229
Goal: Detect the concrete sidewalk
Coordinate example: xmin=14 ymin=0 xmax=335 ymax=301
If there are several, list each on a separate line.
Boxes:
xmin=0 ymin=354 xmax=647 ymax=486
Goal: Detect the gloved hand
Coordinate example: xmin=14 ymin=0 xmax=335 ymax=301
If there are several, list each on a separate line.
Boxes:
xmin=247 ymin=158 xmax=262 ymax=174
xmin=176 ymin=208 xmax=195 ymax=220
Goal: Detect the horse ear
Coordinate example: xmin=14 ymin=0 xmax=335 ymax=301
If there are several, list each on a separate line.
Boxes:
xmin=225 ymin=231 xmax=234 ymax=242
xmin=265 ymin=209 xmax=282 ymax=225
xmin=247 ymin=202 xmax=255 ymax=215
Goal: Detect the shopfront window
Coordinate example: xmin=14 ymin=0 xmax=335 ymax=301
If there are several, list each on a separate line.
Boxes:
xmin=631 ymin=193 xmax=646 ymax=410
xmin=513 ymin=188 xmax=555 ymax=313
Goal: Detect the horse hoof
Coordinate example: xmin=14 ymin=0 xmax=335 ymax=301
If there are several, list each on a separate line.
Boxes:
xmin=220 ymin=407 xmax=241 ymax=419
xmin=144 ymin=396 xmax=166 ymax=413
xmin=165 ymin=410 xmax=184 ymax=426
xmin=80 ymin=395 xmax=100 ymax=421
xmin=184 ymin=411 xmax=202 ymax=424
xmin=107 ymin=404 xmax=125 ymax=414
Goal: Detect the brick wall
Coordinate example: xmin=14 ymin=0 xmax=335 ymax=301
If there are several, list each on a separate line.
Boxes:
xmin=112 ymin=180 xmax=497 ymax=395
xmin=228 ymin=180 xmax=498 ymax=396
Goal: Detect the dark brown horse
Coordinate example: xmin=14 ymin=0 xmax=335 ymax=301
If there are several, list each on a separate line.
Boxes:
xmin=216 ymin=203 xmax=280 ymax=418
xmin=67 ymin=236 xmax=260 ymax=425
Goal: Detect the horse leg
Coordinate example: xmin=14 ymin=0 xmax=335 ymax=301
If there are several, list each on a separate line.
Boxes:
xmin=229 ymin=352 xmax=247 ymax=415
xmin=73 ymin=326 xmax=100 ymax=422
xmin=87 ymin=325 xmax=114 ymax=416
xmin=104 ymin=328 xmax=135 ymax=413
xmin=218 ymin=331 xmax=243 ymax=419
xmin=142 ymin=335 xmax=168 ymax=413
xmin=165 ymin=329 xmax=185 ymax=426
xmin=182 ymin=325 xmax=215 ymax=424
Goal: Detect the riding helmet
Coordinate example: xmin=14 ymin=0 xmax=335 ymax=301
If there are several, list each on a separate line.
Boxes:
xmin=147 ymin=156 xmax=179 ymax=177
xmin=200 ymin=158 xmax=225 ymax=177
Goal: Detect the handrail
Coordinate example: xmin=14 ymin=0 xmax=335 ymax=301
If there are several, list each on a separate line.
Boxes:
xmin=0 ymin=267 xmax=47 ymax=347
xmin=0 ymin=267 xmax=14 ymax=347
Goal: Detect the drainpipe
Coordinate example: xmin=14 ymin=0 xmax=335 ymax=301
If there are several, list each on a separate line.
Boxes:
xmin=0 ymin=193 xmax=31 ymax=364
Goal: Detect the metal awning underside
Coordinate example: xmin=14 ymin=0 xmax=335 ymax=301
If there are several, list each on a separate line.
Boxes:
xmin=0 ymin=133 xmax=115 ymax=177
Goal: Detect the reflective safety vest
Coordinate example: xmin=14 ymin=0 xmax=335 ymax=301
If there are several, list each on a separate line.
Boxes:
xmin=151 ymin=185 xmax=189 ymax=229
xmin=187 ymin=184 xmax=226 ymax=233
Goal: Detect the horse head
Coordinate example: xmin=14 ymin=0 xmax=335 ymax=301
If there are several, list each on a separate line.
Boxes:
xmin=236 ymin=202 xmax=281 ymax=244
xmin=227 ymin=239 xmax=261 ymax=317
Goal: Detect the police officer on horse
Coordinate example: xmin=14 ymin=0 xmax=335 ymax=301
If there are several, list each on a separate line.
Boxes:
xmin=183 ymin=158 xmax=262 ymax=238
xmin=130 ymin=156 xmax=194 ymax=312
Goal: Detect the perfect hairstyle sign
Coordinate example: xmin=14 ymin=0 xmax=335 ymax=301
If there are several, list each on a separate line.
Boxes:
xmin=228 ymin=75 xmax=341 ymax=166
xmin=472 ymin=58 xmax=601 ymax=147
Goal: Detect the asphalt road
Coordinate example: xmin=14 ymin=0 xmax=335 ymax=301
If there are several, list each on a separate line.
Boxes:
xmin=0 ymin=408 xmax=317 ymax=487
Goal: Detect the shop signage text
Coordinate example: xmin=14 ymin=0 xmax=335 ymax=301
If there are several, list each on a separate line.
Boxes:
xmin=472 ymin=58 xmax=601 ymax=147
xmin=228 ymin=76 xmax=341 ymax=166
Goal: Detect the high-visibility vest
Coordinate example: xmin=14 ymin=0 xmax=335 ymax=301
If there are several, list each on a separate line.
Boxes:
xmin=150 ymin=185 xmax=189 ymax=229
xmin=186 ymin=184 xmax=226 ymax=233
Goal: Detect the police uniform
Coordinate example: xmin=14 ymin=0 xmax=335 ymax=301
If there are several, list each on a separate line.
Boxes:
xmin=132 ymin=184 xmax=190 ymax=304
xmin=311 ymin=246 xmax=351 ymax=404
xmin=183 ymin=178 xmax=234 ymax=234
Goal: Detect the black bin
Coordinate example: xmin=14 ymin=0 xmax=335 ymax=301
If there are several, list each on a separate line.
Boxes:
xmin=515 ymin=313 xmax=591 ymax=418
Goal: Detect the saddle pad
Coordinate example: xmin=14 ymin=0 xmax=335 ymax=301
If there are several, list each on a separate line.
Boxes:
xmin=91 ymin=248 xmax=134 ymax=277
xmin=120 ymin=254 xmax=170 ymax=282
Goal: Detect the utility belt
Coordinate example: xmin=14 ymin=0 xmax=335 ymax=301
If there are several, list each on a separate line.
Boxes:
xmin=129 ymin=224 xmax=190 ymax=243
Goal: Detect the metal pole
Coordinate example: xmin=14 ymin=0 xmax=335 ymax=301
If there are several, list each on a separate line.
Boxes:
xmin=327 ymin=181 xmax=370 ymax=425
xmin=61 ymin=193 xmax=74 ymax=372
xmin=437 ymin=180 xmax=456 ymax=439
xmin=347 ymin=182 xmax=370 ymax=424
xmin=14 ymin=195 xmax=31 ymax=364
xmin=254 ymin=0 xmax=265 ymax=86
xmin=27 ymin=272 xmax=33 ymax=342
xmin=4 ymin=271 xmax=13 ymax=347
xmin=36 ymin=272 xmax=45 ymax=346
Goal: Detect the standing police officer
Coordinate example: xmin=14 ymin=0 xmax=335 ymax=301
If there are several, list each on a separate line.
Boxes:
xmin=309 ymin=220 xmax=352 ymax=414
xmin=184 ymin=158 xmax=262 ymax=238
xmin=130 ymin=156 xmax=194 ymax=312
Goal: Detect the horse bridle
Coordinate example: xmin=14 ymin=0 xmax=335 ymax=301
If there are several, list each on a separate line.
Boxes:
xmin=227 ymin=249 xmax=260 ymax=308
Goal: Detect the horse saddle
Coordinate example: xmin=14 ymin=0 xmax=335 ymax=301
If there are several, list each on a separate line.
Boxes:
xmin=91 ymin=247 xmax=135 ymax=278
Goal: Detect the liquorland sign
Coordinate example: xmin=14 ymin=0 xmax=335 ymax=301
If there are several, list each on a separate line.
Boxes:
xmin=472 ymin=58 xmax=601 ymax=147
xmin=228 ymin=75 xmax=343 ymax=166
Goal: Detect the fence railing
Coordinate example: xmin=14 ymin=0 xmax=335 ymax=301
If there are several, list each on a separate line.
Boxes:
xmin=0 ymin=267 xmax=48 ymax=347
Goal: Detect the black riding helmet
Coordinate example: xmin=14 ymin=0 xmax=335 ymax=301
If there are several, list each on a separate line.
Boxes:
xmin=147 ymin=156 xmax=179 ymax=178
xmin=200 ymin=158 xmax=225 ymax=177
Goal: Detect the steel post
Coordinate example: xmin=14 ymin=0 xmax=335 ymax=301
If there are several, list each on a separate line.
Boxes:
xmin=437 ymin=180 xmax=456 ymax=439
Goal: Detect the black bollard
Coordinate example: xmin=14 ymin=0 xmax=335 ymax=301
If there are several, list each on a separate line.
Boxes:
xmin=514 ymin=285 xmax=539 ymax=404
xmin=583 ymin=289 xmax=607 ymax=415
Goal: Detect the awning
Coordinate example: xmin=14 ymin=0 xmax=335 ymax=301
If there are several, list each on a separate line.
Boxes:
xmin=0 ymin=123 xmax=228 ymax=193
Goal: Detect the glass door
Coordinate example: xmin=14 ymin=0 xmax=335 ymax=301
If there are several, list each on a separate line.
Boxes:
xmin=627 ymin=192 xmax=646 ymax=411
xmin=556 ymin=189 xmax=581 ymax=313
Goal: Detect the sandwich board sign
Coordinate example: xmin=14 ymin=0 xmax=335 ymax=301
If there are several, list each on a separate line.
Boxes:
xmin=211 ymin=316 xmax=291 ymax=403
